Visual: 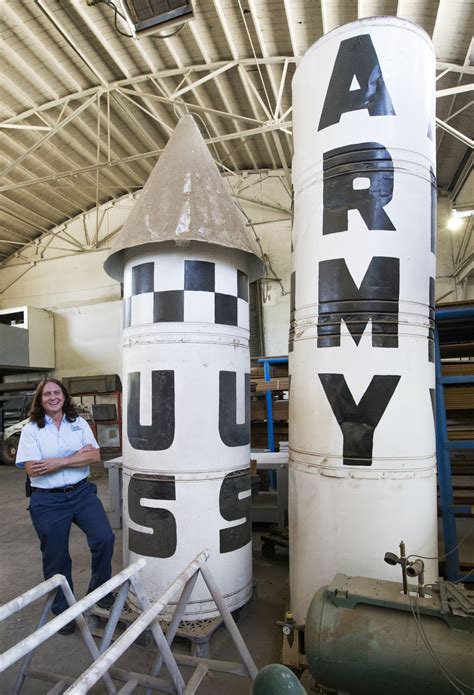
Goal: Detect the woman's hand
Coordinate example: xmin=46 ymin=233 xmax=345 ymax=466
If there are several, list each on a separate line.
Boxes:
xmin=25 ymin=458 xmax=64 ymax=477
xmin=24 ymin=445 xmax=97 ymax=477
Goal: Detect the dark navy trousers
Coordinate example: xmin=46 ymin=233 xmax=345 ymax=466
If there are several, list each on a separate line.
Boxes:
xmin=29 ymin=480 xmax=115 ymax=615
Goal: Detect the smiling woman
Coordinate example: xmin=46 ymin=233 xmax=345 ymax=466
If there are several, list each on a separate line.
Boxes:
xmin=15 ymin=378 xmax=115 ymax=635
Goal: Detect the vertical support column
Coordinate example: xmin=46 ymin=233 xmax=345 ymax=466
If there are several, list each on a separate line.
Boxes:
xmin=263 ymin=360 xmax=275 ymax=452
xmin=434 ymin=329 xmax=459 ymax=580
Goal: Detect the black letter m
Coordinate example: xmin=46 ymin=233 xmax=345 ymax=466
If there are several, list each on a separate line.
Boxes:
xmin=318 ymin=257 xmax=399 ymax=348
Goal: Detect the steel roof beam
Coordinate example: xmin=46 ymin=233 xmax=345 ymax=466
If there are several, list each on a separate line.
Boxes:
xmin=1 ymin=246 xmax=107 ymax=271
xmin=436 ymin=62 xmax=474 ymax=76
xmin=117 ymin=87 xmax=262 ymax=126
xmin=0 ymin=124 xmax=52 ymax=131
xmin=35 ymin=0 xmax=157 ymax=184
xmin=154 ymin=26 xmax=241 ymax=172
xmin=436 ymin=84 xmax=474 ymax=98
xmin=437 ymin=40 xmax=474 ymax=157
xmin=115 ymin=89 xmax=174 ymax=134
xmin=274 ymin=59 xmax=290 ymax=121
xmin=234 ymin=194 xmax=291 ymax=216
xmin=445 ymin=100 xmax=474 ymax=123
xmin=186 ymin=20 xmax=259 ymax=169
xmin=1 ymin=117 xmax=132 ymax=211
xmin=69 ymin=0 xmax=171 ymax=151
xmin=0 ymin=58 xmax=295 ymax=127
xmin=0 ymin=120 xmax=292 ymax=194
xmin=1 ymin=141 xmax=90 ymax=215
xmin=0 ymin=193 xmax=136 ymax=273
xmin=94 ymin=97 xmax=153 ymax=181
xmin=0 ymin=71 xmax=125 ymax=209
xmin=436 ymin=118 xmax=473 ymax=148
xmin=244 ymin=1 xmax=293 ymax=187
xmin=2 ymin=95 xmax=97 ymax=178
xmin=212 ymin=0 xmax=278 ymax=169
xmin=119 ymin=27 xmax=176 ymax=137
xmin=171 ymin=62 xmax=237 ymax=100
xmin=0 ymin=111 xmax=103 ymax=211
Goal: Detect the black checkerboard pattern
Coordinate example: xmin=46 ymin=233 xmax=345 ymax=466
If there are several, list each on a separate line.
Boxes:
xmin=124 ymin=259 xmax=249 ymax=329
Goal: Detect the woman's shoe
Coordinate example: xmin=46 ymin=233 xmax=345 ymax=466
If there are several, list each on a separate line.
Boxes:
xmin=57 ymin=621 xmax=76 ymax=635
xmin=96 ymin=592 xmax=116 ymax=610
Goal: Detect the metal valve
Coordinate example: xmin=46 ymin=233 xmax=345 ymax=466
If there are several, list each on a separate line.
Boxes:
xmin=277 ymin=611 xmax=296 ymax=647
xmin=384 ymin=541 xmax=425 ymax=597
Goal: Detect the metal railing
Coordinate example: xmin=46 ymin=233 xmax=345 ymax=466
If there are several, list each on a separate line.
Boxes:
xmin=0 ymin=550 xmax=258 ymax=694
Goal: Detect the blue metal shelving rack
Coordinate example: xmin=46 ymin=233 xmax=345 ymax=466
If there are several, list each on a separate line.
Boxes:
xmin=434 ymin=305 xmax=474 ymax=583
xmin=257 ymin=356 xmax=289 ymax=452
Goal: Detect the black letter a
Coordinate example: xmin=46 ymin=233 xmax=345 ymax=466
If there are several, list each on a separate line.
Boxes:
xmin=318 ymin=34 xmax=395 ymax=131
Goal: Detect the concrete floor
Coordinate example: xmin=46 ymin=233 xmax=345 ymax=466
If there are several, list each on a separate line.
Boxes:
xmin=0 ymin=464 xmax=292 ymax=694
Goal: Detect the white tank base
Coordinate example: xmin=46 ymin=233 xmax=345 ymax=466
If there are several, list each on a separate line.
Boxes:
xmin=126 ymin=573 xmax=253 ymax=621
xmin=289 ymin=459 xmax=438 ymax=626
xmin=122 ymin=468 xmax=253 ymax=621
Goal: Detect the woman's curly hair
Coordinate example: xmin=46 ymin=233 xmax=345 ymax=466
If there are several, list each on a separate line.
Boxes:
xmin=28 ymin=378 xmax=78 ymax=428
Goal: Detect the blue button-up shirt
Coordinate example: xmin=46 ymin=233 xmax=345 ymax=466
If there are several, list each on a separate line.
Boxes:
xmin=16 ymin=415 xmax=99 ymax=489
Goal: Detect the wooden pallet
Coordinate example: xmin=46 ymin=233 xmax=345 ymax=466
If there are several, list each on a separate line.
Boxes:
xmin=87 ymin=603 xmax=223 ymax=658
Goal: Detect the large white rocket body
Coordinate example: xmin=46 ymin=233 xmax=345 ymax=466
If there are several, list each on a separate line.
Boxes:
xmin=105 ymin=117 xmax=262 ymax=619
xmin=289 ymin=17 xmax=438 ymax=625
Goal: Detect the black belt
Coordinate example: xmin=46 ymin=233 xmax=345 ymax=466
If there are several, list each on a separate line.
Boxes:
xmin=32 ymin=478 xmax=88 ymax=494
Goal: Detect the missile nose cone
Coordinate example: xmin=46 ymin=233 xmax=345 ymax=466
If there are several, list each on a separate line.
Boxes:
xmin=104 ymin=115 xmax=263 ymax=281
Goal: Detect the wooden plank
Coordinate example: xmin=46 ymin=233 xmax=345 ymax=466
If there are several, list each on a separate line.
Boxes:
xmin=444 ymin=386 xmax=474 ymax=410
xmin=255 ymin=377 xmax=289 ymax=392
xmin=251 ymin=399 xmax=288 ymax=420
xmin=442 ymin=363 xmax=474 ymax=376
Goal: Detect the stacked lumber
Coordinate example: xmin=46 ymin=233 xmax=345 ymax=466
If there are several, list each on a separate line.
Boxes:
xmin=444 ymin=386 xmax=474 ymax=410
xmin=437 ymin=302 xmax=474 ymax=480
xmin=251 ymin=422 xmax=289 ymax=450
xmin=442 ymin=362 xmax=473 ymax=444
xmin=442 ymin=363 xmax=474 ymax=376
xmin=437 ymin=301 xmax=474 ymax=358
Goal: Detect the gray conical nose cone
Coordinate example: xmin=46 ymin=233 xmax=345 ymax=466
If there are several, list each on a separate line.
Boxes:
xmin=104 ymin=115 xmax=263 ymax=281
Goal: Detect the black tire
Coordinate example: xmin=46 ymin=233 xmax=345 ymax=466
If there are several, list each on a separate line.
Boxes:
xmin=261 ymin=541 xmax=276 ymax=560
xmin=1 ymin=435 xmax=20 ymax=465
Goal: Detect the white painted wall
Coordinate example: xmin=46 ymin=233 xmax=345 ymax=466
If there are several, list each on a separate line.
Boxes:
xmin=0 ymin=175 xmax=471 ymax=380
xmin=0 ymin=201 xmax=126 ymax=378
xmin=436 ymin=195 xmax=473 ymax=302
xmin=232 ymin=173 xmax=292 ymax=355
xmin=53 ymin=302 xmax=122 ymax=378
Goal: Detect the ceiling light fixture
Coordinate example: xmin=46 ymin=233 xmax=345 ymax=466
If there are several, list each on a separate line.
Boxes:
xmin=118 ymin=0 xmax=194 ymax=38
xmin=87 ymin=0 xmax=194 ymax=39
xmin=447 ymin=213 xmax=463 ymax=231
xmin=452 ymin=208 xmax=474 ymax=218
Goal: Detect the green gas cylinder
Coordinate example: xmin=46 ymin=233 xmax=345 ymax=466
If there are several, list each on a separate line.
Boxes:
xmin=252 ymin=664 xmax=306 ymax=694
xmin=305 ymin=574 xmax=474 ymax=695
